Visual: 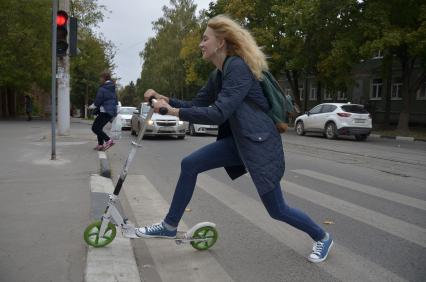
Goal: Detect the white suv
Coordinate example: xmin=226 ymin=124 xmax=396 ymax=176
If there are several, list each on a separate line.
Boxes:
xmin=295 ymin=103 xmax=372 ymax=141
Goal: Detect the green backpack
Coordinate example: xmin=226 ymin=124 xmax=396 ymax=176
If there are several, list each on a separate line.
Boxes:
xmin=218 ymin=58 xmax=295 ymax=133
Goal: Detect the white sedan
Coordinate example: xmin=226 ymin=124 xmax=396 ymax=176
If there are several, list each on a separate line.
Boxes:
xmin=294 ymin=103 xmax=372 ymax=141
xmin=117 ymin=106 xmax=136 ymax=129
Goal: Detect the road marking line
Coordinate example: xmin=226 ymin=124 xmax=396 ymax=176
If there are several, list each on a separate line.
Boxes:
xmin=292 ymin=169 xmax=426 ymax=211
xmin=90 ymin=174 xmax=113 ymax=193
xmin=98 ymin=151 xmax=107 ymax=159
xmin=282 ymin=179 xmax=426 ymax=248
xmin=124 ymin=174 xmax=233 ymax=282
xmin=198 ymin=174 xmax=406 ymax=282
xmin=86 ymin=175 xmax=140 ymax=282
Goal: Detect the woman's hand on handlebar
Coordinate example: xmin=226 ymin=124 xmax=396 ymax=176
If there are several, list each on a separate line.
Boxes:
xmin=144 ymin=89 xmax=169 ymax=103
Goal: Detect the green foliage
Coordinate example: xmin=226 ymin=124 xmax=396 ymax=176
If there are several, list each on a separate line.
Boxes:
xmin=70 ymin=0 xmax=115 ymax=111
xmin=70 ymin=29 xmax=114 ymax=109
xmin=129 ymin=0 xmax=425 ymax=130
xmin=0 ymin=0 xmax=114 ymax=116
xmin=0 ymin=0 xmax=51 ymax=91
xmin=118 ymin=81 xmax=138 ymax=106
xmin=137 ymin=0 xmax=211 ymax=100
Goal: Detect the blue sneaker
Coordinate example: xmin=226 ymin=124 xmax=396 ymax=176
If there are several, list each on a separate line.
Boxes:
xmin=308 ymin=233 xmax=333 ymax=263
xmin=135 ymin=222 xmax=177 ymax=238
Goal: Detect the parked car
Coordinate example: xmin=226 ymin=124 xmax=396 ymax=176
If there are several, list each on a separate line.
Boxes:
xmin=187 ymin=123 xmax=218 ymax=136
xmin=130 ymin=102 xmax=186 ymax=139
xmin=294 ymin=103 xmax=372 ymax=141
xmin=117 ymin=106 xmax=136 ymax=129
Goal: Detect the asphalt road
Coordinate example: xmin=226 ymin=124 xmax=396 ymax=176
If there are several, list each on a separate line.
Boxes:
xmin=108 ymin=130 xmax=426 ymax=282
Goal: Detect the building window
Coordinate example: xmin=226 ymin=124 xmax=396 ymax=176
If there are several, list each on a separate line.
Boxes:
xmin=323 ymin=89 xmax=332 ymax=100
xmin=337 ymin=91 xmax=347 ymax=100
xmin=299 ymin=87 xmax=304 ymax=100
xmin=417 ymin=83 xmax=426 ymax=100
xmin=309 ymin=87 xmax=317 ymax=101
xmin=371 ymin=78 xmax=382 ymax=100
xmin=391 ymin=80 xmax=403 ymax=100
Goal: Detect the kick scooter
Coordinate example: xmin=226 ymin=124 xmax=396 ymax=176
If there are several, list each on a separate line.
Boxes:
xmin=83 ymin=97 xmax=218 ymax=251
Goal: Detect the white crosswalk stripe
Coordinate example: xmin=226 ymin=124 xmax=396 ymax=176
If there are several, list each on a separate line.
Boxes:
xmin=292 ymin=169 xmax=426 ymax=211
xmin=198 ymin=174 xmax=406 ymax=282
xmin=282 ymin=179 xmax=426 ymax=248
xmin=124 ymin=174 xmax=233 ymax=282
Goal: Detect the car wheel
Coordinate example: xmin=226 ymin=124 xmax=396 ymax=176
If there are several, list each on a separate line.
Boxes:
xmin=189 ymin=124 xmax=196 ymax=136
xmin=296 ymin=121 xmax=305 ymax=136
xmin=325 ymin=122 xmax=337 ymax=139
xmin=355 ymin=134 xmax=368 ymax=141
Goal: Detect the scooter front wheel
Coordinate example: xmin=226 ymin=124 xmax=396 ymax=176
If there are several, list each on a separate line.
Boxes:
xmin=84 ymin=221 xmax=116 ymax=248
xmin=190 ymin=226 xmax=218 ymax=251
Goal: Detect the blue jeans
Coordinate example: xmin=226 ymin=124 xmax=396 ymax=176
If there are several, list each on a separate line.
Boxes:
xmin=164 ymin=136 xmax=325 ymax=241
xmin=92 ymin=113 xmax=112 ymax=145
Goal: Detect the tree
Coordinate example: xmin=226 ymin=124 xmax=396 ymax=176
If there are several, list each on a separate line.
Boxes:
xmin=359 ymin=0 xmax=426 ymax=133
xmin=70 ymin=0 xmax=115 ymax=116
xmin=118 ymin=81 xmax=138 ymax=106
xmin=137 ymin=0 xmax=199 ymax=100
xmin=70 ymin=29 xmax=114 ymax=116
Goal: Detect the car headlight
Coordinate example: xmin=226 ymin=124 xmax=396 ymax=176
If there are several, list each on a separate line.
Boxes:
xmin=178 ymin=121 xmax=184 ymax=125
xmin=148 ymin=120 xmax=154 ymax=125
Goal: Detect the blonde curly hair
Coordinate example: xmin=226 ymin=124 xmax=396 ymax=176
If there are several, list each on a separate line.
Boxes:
xmin=207 ymin=15 xmax=268 ymax=80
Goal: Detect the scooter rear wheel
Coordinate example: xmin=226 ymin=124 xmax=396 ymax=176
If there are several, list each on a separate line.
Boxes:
xmin=84 ymin=221 xmax=116 ymax=248
xmin=190 ymin=226 xmax=218 ymax=250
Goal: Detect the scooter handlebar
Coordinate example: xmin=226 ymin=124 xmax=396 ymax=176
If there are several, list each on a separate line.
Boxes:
xmin=148 ymin=96 xmax=168 ymax=115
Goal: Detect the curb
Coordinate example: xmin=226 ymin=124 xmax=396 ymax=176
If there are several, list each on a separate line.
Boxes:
xmin=369 ymin=134 xmax=424 ymax=142
xmin=84 ymin=152 xmax=141 ymax=282
xmin=98 ymin=151 xmax=111 ymax=178
xmin=287 ymin=127 xmax=424 ymax=142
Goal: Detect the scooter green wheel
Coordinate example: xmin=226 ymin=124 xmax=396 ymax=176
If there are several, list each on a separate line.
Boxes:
xmin=84 ymin=221 xmax=116 ymax=248
xmin=190 ymin=226 xmax=218 ymax=251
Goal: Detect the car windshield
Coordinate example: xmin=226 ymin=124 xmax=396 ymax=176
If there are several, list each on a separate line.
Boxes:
xmin=341 ymin=105 xmax=368 ymax=114
xmin=119 ymin=107 xmax=136 ymax=114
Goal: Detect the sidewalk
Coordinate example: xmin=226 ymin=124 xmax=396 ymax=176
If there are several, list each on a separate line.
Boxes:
xmin=0 ymin=120 xmax=98 ymax=282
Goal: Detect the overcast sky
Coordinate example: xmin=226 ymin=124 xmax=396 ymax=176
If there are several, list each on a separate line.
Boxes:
xmin=96 ymin=0 xmax=214 ymax=87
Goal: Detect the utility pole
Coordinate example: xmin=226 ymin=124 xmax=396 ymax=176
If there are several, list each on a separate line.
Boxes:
xmin=51 ymin=0 xmax=58 ymax=160
xmin=57 ymin=0 xmax=70 ymax=135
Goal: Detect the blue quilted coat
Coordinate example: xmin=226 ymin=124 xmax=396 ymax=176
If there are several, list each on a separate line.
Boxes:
xmin=170 ymin=56 xmax=285 ymax=195
xmin=94 ymin=81 xmax=118 ymax=118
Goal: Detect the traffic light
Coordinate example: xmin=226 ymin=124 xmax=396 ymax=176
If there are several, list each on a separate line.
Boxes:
xmin=56 ymin=10 xmax=68 ymax=57
xmin=69 ymin=17 xmax=78 ymax=56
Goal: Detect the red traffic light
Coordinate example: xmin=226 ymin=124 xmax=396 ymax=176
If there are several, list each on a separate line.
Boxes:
xmin=56 ymin=10 xmax=68 ymax=26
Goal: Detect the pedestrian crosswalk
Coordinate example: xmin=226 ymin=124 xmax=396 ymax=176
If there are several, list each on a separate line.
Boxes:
xmin=125 ymin=175 xmax=233 ymax=282
xmin=198 ymin=174 xmax=406 ymax=282
xmin=89 ymin=168 xmax=426 ymax=282
xmin=292 ymin=169 xmax=426 ymax=211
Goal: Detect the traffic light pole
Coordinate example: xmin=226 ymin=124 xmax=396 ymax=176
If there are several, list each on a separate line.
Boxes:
xmin=57 ymin=0 xmax=70 ymax=136
xmin=51 ymin=0 xmax=58 ymax=160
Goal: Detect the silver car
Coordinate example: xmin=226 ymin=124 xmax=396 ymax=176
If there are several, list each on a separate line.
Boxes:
xmin=130 ymin=103 xmax=186 ymax=139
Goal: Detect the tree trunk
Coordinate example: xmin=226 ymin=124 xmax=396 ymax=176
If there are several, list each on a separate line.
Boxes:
xmin=382 ymin=52 xmax=393 ymax=126
xmin=304 ymin=78 xmax=309 ymax=112
xmin=84 ymin=84 xmax=89 ymax=119
xmin=285 ymin=70 xmax=301 ymax=107
xmin=396 ymin=55 xmax=413 ymax=134
xmin=317 ymin=81 xmax=322 ymax=104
